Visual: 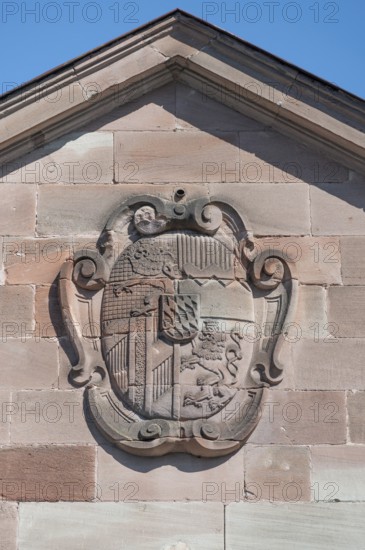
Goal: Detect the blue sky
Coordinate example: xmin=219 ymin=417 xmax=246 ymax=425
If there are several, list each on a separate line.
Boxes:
xmin=0 ymin=0 xmax=364 ymax=98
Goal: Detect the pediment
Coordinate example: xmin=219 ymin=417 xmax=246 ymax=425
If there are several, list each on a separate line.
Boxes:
xmin=0 ymin=82 xmax=354 ymax=189
xmin=1 ymin=10 xmax=364 ymax=176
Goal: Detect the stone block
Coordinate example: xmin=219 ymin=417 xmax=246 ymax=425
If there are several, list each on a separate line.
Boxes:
xmin=1 ymin=69 xmax=86 ymax=147
xmin=0 ymin=392 xmax=11 ymax=444
xmin=311 ymin=445 xmax=365 ymax=501
xmin=328 ymin=286 xmax=365 ymax=337
xmin=0 ymin=446 xmax=96 ymax=501
xmin=153 ymin=25 xmax=212 ymax=58
xmin=37 ymin=183 xmax=209 ymax=236
xmin=97 ymin=445 xmax=244 ymax=502
xmin=114 ymin=130 xmax=240 ymax=183
xmin=210 ymin=183 xmax=310 ymax=235
xmin=1 ymin=132 xmax=113 ymax=184
xmin=37 ymin=185 xmax=122 ymax=236
xmin=255 ymin=236 xmax=341 ymax=284
xmin=0 ymin=503 xmax=17 ymax=550
xmin=0 ymin=286 xmax=34 ymax=327
xmin=0 ymin=185 xmax=36 ymax=236
xmin=244 ymin=445 xmax=311 ymax=502
xmin=3 ymin=237 xmax=96 ymax=285
xmin=341 ymin=236 xmax=365 ymax=285
xmin=292 ymin=339 xmax=365 ymax=390
xmin=295 ymin=286 xmax=328 ymax=340
xmin=35 ymin=285 xmax=65 ymax=338
xmin=176 ymin=83 xmax=262 ymax=131
xmin=226 ymin=502 xmax=365 ymax=550
xmin=280 ymin=73 xmax=365 ymax=156
xmin=347 ymin=391 xmax=365 ymax=444
xmin=238 ymin=131 xmax=348 ymax=184
xmin=0 ymin=339 xmax=58 ymax=390
xmin=190 ymin=44 xmax=289 ymax=115
xmin=311 ymin=183 xmax=365 ymax=235
xmin=84 ymin=83 xmax=176 ymax=132
xmin=18 ymin=502 xmax=224 ymax=549
xmin=75 ymin=43 xmax=166 ymax=95
xmin=10 ymin=390 xmax=95 ymax=444
xmin=249 ymin=390 xmax=346 ymax=445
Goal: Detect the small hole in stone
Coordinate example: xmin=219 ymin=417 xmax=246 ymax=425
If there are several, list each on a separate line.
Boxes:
xmin=175 ymin=189 xmax=186 ymax=201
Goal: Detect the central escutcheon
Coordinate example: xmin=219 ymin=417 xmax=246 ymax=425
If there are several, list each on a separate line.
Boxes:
xmin=102 ymin=232 xmax=255 ymax=423
xmin=59 ymin=194 xmax=298 ymax=457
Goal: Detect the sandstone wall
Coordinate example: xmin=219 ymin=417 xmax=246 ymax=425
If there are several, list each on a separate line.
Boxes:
xmin=1 ymin=82 xmax=364 ymax=549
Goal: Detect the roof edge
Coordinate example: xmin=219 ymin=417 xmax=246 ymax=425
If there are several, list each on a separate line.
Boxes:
xmin=1 ymin=8 xmax=364 ymax=104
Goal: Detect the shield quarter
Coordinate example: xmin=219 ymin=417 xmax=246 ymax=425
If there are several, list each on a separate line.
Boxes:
xmin=160 ymin=294 xmax=199 ymax=342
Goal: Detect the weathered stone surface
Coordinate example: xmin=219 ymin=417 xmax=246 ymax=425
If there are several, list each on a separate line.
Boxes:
xmin=0 ymin=339 xmax=58 ymax=390
xmin=4 ymin=238 xmax=66 ymax=285
xmin=0 ymin=446 xmax=96 ymax=501
xmin=328 ymin=286 xmax=365 ymax=337
xmin=210 ymin=183 xmax=310 ymax=235
xmin=0 ymin=185 xmax=36 ymax=236
xmin=35 ymin=285 xmax=65 ymax=338
xmin=176 ymin=83 xmax=262 ymax=131
xmin=3 ymin=237 xmax=96 ymax=285
xmin=0 ymin=286 xmax=34 ymax=327
xmin=341 ymin=236 xmax=365 ymax=284
xmin=0 ymin=503 xmax=17 ymax=550
xmin=84 ymin=83 xmax=176 ymax=132
xmin=311 ymin=183 xmax=365 ymax=235
xmin=249 ymin=390 xmax=346 ymax=445
xmin=114 ymin=130 xmax=240 ymax=183
xmin=18 ymin=502 xmax=224 ymax=549
xmin=190 ymin=44 xmax=291 ymax=113
xmin=37 ymin=185 xmax=122 ymax=236
xmin=1 ymin=69 xmax=86 ymax=147
xmin=255 ymin=236 xmax=341 ymax=284
xmin=37 ymin=184 xmax=208 ymax=235
xmin=279 ymin=75 xmax=365 ymax=166
xmin=97 ymin=445 xmax=244 ymax=502
xmin=238 ymin=131 xmax=348 ymax=184
xmin=347 ymin=391 xmax=365 ymax=444
xmin=226 ymin=502 xmax=365 ymax=549
xmin=189 ymin=42 xmax=365 ymax=175
xmin=75 ymin=43 xmax=166 ymax=95
xmin=153 ymin=26 xmax=212 ymax=58
xmin=244 ymin=445 xmax=311 ymax=502
xmin=1 ymin=133 xmax=113 ymax=184
xmin=292 ymin=339 xmax=365 ymax=390
xmin=10 ymin=390 xmax=95 ymax=444
xmin=295 ymin=286 xmax=328 ymax=340
xmin=311 ymin=446 xmax=365 ymax=501
xmin=0 ymin=392 xmax=11 ymax=444
xmin=38 ymin=179 xmax=310 ymax=240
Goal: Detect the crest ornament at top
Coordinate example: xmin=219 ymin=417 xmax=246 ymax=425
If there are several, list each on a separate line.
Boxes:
xmin=59 ymin=192 xmax=298 ymax=457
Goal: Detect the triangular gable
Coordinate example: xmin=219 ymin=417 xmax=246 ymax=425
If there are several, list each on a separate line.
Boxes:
xmin=1 ymin=9 xmax=364 ymax=175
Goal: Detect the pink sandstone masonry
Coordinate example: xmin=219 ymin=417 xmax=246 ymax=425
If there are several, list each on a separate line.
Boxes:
xmin=1 ymin=10 xmax=365 ymax=549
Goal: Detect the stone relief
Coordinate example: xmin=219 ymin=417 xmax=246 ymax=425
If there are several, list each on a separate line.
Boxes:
xmin=59 ymin=191 xmax=298 ymax=457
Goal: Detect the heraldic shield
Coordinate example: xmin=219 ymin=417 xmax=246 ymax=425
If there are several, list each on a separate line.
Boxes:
xmin=59 ymin=193 xmax=298 ymax=457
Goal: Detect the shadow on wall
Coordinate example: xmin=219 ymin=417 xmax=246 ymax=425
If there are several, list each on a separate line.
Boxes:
xmin=1 ymin=81 xmax=364 ymax=196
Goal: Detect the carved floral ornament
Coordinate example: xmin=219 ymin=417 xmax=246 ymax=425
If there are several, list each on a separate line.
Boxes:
xmin=59 ymin=191 xmax=298 ymax=457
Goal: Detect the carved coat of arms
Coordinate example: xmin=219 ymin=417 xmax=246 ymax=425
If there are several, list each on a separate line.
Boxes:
xmin=59 ymin=193 xmax=297 ymax=457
